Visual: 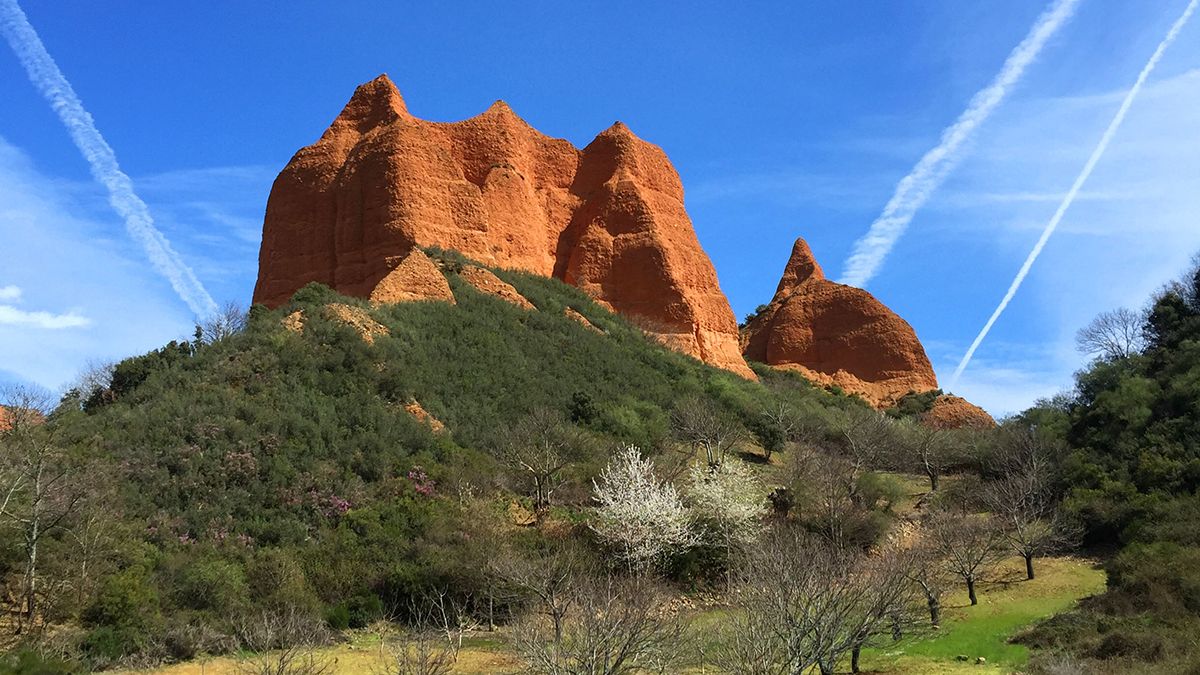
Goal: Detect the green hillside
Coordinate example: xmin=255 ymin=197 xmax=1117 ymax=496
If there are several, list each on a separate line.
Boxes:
xmin=0 ymin=252 xmax=865 ymax=670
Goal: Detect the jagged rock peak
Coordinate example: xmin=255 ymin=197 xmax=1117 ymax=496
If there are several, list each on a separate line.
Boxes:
xmin=254 ymin=76 xmax=754 ymax=379
xmin=775 ymin=237 xmax=826 ymax=297
xmin=742 ymin=234 xmax=938 ymax=406
xmin=327 ymin=74 xmax=411 ymax=136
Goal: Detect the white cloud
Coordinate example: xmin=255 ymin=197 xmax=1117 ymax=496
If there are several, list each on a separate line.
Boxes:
xmin=0 ymin=137 xmax=196 ymax=390
xmin=0 ymin=285 xmax=20 ymax=301
xmin=0 ymin=304 xmax=88 ymax=329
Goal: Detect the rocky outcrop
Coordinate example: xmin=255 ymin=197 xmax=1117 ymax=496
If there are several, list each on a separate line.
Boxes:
xmin=369 ymin=249 xmax=455 ymax=305
xmin=923 ymin=395 xmax=996 ymax=430
xmin=404 ymin=400 xmax=446 ymax=433
xmin=0 ymin=406 xmax=11 ymax=433
xmin=742 ymin=237 xmax=939 ymax=406
xmin=565 ymin=307 xmax=602 ymax=333
xmin=282 ymin=310 xmax=306 ymax=334
xmin=458 ymin=266 xmax=535 ymax=310
xmin=253 ymin=75 xmax=753 ymax=379
xmin=324 ymin=304 xmax=389 ymax=345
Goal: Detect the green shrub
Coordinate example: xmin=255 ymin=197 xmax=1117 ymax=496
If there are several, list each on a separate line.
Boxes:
xmin=82 ymin=567 xmax=160 ymax=632
xmin=324 ymin=604 xmax=350 ymax=630
xmin=0 ymin=649 xmax=83 ymax=675
xmin=172 ymin=557 xmax=249 ymax=614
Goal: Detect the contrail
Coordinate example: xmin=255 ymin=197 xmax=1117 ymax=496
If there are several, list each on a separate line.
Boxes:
xmin=950 ymin=0 xmax=1199 ymax=388
xmin=0 ymin=0 xmax=217 ymax=318
xmin=839 ymin=0 xmax=1080 ymax=288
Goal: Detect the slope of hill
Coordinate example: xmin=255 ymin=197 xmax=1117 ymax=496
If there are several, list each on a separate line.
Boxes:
xmin=7 ymin=250 xmax=862 ymax=669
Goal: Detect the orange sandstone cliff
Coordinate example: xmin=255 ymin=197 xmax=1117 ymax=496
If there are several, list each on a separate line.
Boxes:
xmin=253 ymin=75 xmax=753 ymax=379
xmin=742 ymin=237 xmax=939 ymax=406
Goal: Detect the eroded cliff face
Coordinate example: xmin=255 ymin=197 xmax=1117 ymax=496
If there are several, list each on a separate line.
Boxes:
xmin=742 ymin=238 xmax=939 ymax=406
xmin=254 ymin=75 xmax=753 ymax=379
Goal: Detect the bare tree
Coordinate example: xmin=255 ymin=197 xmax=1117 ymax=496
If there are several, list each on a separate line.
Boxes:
xmin=489 ymin=543 xmax=591 ymax=644
xmin=374 ymin=592 xmax=465 ymax=675
xmin=64 ymin=475 xmax=122 ymax=610
xmin=198 ymin=300 xmax=249 ymax=345
xmin=908 ymin=556 xmax=947 ymax=629
xmin=896 ymin=525 xmax=951 ymax=628
xmin=898 ymin=420 xmax=956 ymax=492
xmin=835 ymin=407 xmax=897 ymax=489
xmin=235 ymin=606 xmax=334 ymax=675
xmin=718 ymin=528 xmax=920 ymax=675
xmin=500 ymin=409 xmax=586 ymax=515
xmin=983 ymin=436 xmax=1078 ymax=580
xmin=671 ymin=397 xmax=744 ymax=469
xmin=69 ymin=359 xmax=115 ymax=403
xmin=0 ymin=386 xmax=84 ymax=633
xmin=1075 ymin=307 xmax=1145 ymax=360
xmin=510 ymin=574 xmax=686 ymax=675
xmin=926 ymin=510 xmax=1004 ymax=606
xmin=590 ymin=445 xmax=697 ymax=571
xmin=786 ymin=447 xmax=875 ymax=548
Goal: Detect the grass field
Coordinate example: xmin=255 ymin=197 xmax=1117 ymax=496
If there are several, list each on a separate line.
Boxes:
xmin=863 ymin=555 xmax=1105 ymax=674
xmin=134 ymin=555 xmax=1102 ymax=674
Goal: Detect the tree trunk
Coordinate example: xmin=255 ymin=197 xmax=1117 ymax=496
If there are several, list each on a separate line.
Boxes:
xmin=928 ymin=470 xmax=939 ymax=491
xmin=819 ymin=660 xmax=834 ymax=675
xmin=928 ymin=595 xmax=941 ymax=627
xmin=852 ymin=644 xmax=863 ymax=673
xmin=967 ymin=578 xmax=978 ymax=606
xmin=22 ymin=473 xmax=42 ymax=632
xmin=891 ymin=611 xmax=902 ymax=640
xmin=1025 ymin=553 xmax=1035 ymax=580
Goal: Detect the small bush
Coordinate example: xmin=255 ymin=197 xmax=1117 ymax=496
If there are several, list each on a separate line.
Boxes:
xmin=1089 ymin=630 xmax=1165 ymax=661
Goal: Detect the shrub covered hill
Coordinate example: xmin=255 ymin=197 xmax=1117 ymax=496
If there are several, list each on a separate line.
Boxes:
xmin=17 ymin=248 xmax=884 ymax=667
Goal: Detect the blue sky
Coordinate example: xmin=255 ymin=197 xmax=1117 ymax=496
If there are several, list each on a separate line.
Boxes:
xmin=2 ymin=1 xmax=1199 ymax=415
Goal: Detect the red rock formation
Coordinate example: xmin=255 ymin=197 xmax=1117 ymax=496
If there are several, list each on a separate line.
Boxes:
xmin=0 ymin=405 xmax=42 ymax=432
xmin=922 ymin=395 xmax=996 ymax=430
xmin=369 ymin=249 xmax=455 ymax=305
xmin=254 ymin=75 xmax=753 ymax=379
xmin=742 ymin=238 xmax=939 ymax=406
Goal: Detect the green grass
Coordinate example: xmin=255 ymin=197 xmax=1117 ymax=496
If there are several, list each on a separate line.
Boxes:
xmin=864 ymin=555 xmax=1106 ymax=673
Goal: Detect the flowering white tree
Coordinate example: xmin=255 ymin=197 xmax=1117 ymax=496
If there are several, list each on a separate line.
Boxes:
xmin=591 ymin=445 xmax=697 ymax=571
xmin=685 ymin=460 xmax=767 ymax=587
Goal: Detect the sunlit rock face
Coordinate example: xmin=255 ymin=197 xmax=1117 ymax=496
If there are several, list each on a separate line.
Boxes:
xmin=253 ymin=75 xmax=753 ymax=379
xmin=741 ymin=237 xmax=939 ymax=406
